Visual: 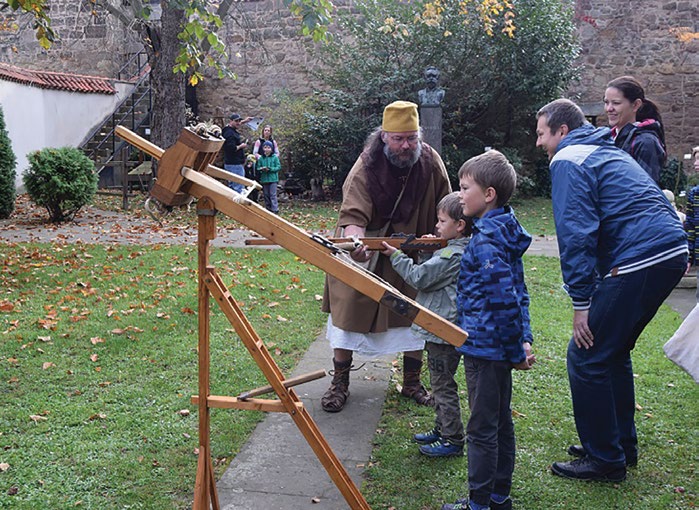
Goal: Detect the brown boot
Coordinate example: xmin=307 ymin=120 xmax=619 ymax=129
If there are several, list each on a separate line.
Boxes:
xmin=321 ymin=358 xmax=352 ymax=412
xmin=401 ymin=357 xmax=433 ymax=407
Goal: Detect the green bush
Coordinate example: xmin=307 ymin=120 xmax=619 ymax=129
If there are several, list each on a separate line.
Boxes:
xmin=0 ymin=106 xmax=16 ymax=219
xmin=659 ymin=157 xmax=687 ymax=195
xmin=23 ymin=147 xmax=98 ymax=223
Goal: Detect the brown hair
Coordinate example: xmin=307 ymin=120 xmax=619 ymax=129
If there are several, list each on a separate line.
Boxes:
xmin=606 ymin=75 xmax=665 ymax=145
xmin=458 ymin=150 xmax=516 ymax=207
xmin=438 ymin=192 xmax=473 ymax=235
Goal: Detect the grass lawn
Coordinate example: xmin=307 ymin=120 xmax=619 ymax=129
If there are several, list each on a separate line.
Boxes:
xmin=1 ymin=196 xmax=695 ymax=508
xmin=0 ymin=243 xmax=326 ymax=508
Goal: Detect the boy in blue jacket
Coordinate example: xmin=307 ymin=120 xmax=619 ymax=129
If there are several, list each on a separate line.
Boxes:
xmin=442 ymin=150 xmax=535 ymax=510
xmin=535 ymin=99 xmax=687 ymax=482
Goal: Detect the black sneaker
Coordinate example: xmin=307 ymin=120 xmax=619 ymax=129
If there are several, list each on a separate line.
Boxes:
xmin=551 ymin=457 xmax=626 ymax=482
xmin=567 ymin=444 xmax=637 ymax=467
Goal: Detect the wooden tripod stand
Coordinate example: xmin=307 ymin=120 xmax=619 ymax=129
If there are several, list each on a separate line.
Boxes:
xmin=116 ymin=126 xmax=467 ymax=510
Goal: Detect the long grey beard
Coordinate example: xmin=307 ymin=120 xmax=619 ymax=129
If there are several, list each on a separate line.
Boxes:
xmin=383 ymin=142 xmax=422 ymax=169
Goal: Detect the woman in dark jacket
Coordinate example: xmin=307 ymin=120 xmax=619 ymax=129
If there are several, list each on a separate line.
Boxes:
xmin=604 ymin=75 xmax=666 ymax=185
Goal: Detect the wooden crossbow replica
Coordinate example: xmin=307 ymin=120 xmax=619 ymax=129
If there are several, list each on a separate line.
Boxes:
xmin=115 ymin=125 xmax=467 ymax=510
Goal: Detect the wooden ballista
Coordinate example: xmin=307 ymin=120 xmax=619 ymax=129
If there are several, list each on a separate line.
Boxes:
xmin=115 ymin=125 xmax=467 ymax=510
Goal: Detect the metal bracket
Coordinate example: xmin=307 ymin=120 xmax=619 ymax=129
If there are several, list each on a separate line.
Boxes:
xmin=379 ymin=291 xmax=419 ymax=321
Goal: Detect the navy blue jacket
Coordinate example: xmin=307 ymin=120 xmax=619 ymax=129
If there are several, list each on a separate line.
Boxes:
xmin=614 ymin=119 xmax=666 ymax=185
xmin=456 ymin=206 xmax=532 ymax=364
xmin=550 ymin=124 xmax=687 ymax=310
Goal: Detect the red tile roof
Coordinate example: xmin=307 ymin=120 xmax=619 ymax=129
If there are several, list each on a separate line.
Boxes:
xmin=0 ymin=63 xmax=116 ymax=94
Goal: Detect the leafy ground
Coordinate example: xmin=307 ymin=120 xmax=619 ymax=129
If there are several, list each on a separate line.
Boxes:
xmin=0 ymin=242 xmax=327 ymax=508
xmin=1 ymin=195 xmax=695 ymax=509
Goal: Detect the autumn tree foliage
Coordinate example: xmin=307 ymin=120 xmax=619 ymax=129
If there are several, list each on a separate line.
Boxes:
xmin=273 ymin=0 xmax=580 ymax=188
xmin=0 ymin=105 xmax=17 ymax=219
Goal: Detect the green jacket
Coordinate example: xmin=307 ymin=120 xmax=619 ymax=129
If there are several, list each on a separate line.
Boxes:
xmin=256 ymin=154 xmax=281 ymax=184
xmin=389 ymin=237 xmax=469 ymax=345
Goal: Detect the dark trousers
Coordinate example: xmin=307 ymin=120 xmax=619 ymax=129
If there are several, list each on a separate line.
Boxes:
xmin=426 ymin=342 xmax=464 ymax=445
xmin=567 ymin=254 xmax=687 ymax=467
xmin=263 ymin=182 xmax=278 ymax=213
xmin=464 ymin=356 xmax=515 ymax=506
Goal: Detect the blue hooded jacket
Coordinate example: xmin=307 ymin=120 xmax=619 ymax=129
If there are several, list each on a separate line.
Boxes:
xmin=456 ymin=206 xmax=532 ymax=364
xmin=550 ymin=124 xmax=687 ymax=310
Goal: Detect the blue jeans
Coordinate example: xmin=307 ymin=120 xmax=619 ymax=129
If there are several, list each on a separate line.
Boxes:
xmin=463 ymin=356 xmax=515 ymax=506
xmin=225 ymin=164 xmax=245 ymax=193
xmin=567 ymin=254 xmax=687 ymax=467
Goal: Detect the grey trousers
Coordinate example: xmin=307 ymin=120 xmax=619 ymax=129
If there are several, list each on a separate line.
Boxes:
xmin=426 ymin=342 xmax=464 ymax=445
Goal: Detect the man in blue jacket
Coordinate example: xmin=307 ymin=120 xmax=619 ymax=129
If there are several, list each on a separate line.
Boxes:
xmin=535 ymin=99 xmax=688 ymax=482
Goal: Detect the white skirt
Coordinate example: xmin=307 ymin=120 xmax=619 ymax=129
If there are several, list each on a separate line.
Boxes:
xmin=326 ymin=315 xmax=425 ymax=356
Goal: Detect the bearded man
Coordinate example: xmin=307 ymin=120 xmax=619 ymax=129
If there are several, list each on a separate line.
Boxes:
xmin=321 ymin=100 xmax=452 ymax=412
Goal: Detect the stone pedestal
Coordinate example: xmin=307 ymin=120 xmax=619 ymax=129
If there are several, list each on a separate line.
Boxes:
xmin=420 ymin=105 xmax=442 ymax=155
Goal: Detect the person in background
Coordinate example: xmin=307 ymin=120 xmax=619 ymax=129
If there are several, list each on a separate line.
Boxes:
xmin=253 ymin=124 xmax=280 ymax=159
xmin=256 ymin=141 xmax=281 ymax=214
xmin=380 ymin=192 xmax=472 ymax=458
xmin=221 ymin=113 xmax=253 ymax=193
xmin=535 ymin=98 xmax=687 ymax=483
xmin=604 ymin=76 xmax=666 ymax=185
xmin=441 ymin=150 xmax=534 ymax=510
xmin=321 ymin=100 xmax=451 ymax=413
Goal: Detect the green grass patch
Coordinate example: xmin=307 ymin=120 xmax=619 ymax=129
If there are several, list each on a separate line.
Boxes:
xmin=363 ymin=256 xmax=697 ymax=509
xmin=0 ymin=243 xmax=326 ymax=508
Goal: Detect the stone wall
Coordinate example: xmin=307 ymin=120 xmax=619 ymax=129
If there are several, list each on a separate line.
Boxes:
xmin=193 ymin=0 xmax=338 ymax=120
xmin=0 ymin=1 xmax=142 ymax=77
xmin=570 ymin=0 xmax=699 ymax=158
xmin=1 ymin=0 xmax=697 ymax=158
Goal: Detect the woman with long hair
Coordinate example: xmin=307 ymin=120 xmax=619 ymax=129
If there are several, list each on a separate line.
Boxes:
xmin=252 ymin=124 xmax=280 ymax=159
xmin=604 ymin=76 xmax=666 ymax=185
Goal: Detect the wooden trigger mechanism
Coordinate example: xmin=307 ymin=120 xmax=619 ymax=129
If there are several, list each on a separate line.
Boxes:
xmin=115 ymin=126 xmax=467 ymax=510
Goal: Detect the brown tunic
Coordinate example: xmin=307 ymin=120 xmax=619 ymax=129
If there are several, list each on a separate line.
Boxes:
xmin=322 ymin=144 xmax=452 ymax=333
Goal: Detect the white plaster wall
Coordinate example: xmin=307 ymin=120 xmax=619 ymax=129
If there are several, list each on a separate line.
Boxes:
xmin=0 ymin=80 xmax=133 ymax=191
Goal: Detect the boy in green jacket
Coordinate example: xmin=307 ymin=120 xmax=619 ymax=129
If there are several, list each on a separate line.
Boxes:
xmin=256 ymin=141 xmax=281 ymax=213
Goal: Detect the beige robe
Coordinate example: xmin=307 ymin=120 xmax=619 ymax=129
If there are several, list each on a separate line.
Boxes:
xmin=322 ymin=145 xmax=452 ymax=333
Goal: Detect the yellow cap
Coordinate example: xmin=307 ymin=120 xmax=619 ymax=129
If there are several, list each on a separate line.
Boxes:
xmin=382 ymin=101 xmax=419 ymax=133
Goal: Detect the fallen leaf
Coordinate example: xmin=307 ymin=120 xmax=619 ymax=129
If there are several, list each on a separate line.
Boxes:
xmin=177 ymin=409 xmax=190 ymax=416
xmin=276 ymin=315 xmax=288 ymax=322
xmin=29 ymin=415 xmax=47 ymax=422
xmin=90 ymin=337 xmax=105 ymax=345
xmin=42 ymin=362 xmax=55 ymax=370
xmin=0 ymin=301 xmax=15 ymax=312
xmin=512 ymin=409 xmax=527 ymax=418
xmin=37 ymin=336 xmax=51 ymax=342
xmin=90 ymin=354 xmax=98 ymax=362
xmin=0 ymin=463 xmax=9 ymax=472
xmin=89 ymin=413 xmax=107 ymax=421
xmin=311 ymin=497 xmax=321 ymax=504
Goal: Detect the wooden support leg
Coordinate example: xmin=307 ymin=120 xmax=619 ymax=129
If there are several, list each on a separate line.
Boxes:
xmin=192 ymin=197 xmax=220 ymax=510
xmin=204 ymin=268 xmax=371 ymax=510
